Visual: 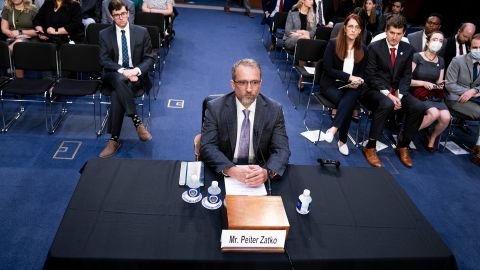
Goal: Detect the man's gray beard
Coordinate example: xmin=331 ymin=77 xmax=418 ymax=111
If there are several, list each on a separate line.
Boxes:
xmin=241 ymin=97 xmax=255 ymax=106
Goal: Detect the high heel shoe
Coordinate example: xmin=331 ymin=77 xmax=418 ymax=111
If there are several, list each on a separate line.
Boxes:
xmin=423 ymin=136 xmax=435 ymax=153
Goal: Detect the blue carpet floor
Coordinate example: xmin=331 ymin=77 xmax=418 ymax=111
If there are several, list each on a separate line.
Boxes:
xmin=0 ymin=6 xmax=479 ymax=270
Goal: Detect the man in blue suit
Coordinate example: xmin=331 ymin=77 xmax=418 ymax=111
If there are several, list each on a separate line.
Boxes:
xmin=361 ymin=14 xmax=424 ymax=168
xmin=200 ymin=59 xmax=290 ymax=187
xmin=98 ymin=0 xmax=155 ymax=158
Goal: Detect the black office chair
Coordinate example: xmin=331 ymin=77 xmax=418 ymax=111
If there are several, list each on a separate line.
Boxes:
xmin=314 ymin=25 xmax=333 ymax=41
xmin=85 ymin=23 xmax=111 ymax=45
xmin=193 ymin=94 xmax=223 ymax=161
xmin=286 ymin=39 xmax=327 ymax=108
xmin=440 ymin=109 xmax=479 ymax=152
xmin=48 ymin=44 xmax=103 ymax=134
xmin=139 ymin=24 xmax=163 ymax=100
xmin=0 ymin=41 xmax=12 ymax=88
xmin=1 ymin=42 xmax=58 ymax=133
xmin=134 ymin=13 xmax=170 ymax=56
xmin=269 ymin=12 xmax=288 ymax=64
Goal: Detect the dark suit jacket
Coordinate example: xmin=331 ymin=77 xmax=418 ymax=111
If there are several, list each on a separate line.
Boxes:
xmin=320 ymin=39 xmax=367 ymax=91
xmin=99 ymin=23 xmax=155 ymax=89
xmin=365 ymin=39 xmax=414 ymax=96
xmin=444 ymin=35 xmax=470 ymax=68
xmin=200 ymin=92 xmax=290 ymax=176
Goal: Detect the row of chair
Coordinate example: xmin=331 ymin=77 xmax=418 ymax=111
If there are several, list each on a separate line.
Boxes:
xmin=0 ymin=41 xmax=150 ymax=135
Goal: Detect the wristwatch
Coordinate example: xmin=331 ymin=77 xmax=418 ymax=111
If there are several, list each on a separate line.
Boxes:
xmin=18 ymin=29 xmax=23 ymax=35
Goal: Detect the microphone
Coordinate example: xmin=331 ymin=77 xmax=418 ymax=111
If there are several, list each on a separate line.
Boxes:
xmin=318 ymin=158 xmax=340 ymax=168
xmin=255 ymin=130 xmax=272 ymax=196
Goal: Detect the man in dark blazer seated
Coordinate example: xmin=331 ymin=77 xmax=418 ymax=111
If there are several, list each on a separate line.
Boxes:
xmin=98 ymin=0 xmax=155 ymax=158
xmin=360 ymin=14 xmax=424 ymax=168
xmin=200 ymin=59 xmax=290 ymax=187
xmin=444 ymin=22 xmax=476 ymax=68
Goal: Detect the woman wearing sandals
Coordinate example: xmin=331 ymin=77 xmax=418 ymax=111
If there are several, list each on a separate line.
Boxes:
xmin=319 ymin=13 xmax=367 ymax=156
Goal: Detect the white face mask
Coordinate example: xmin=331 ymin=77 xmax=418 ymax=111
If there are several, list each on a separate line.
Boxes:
xmin=428 ymin=41 xmax=442 ymax=53
xmin=471 ymin=48 xmax=480 ymax=60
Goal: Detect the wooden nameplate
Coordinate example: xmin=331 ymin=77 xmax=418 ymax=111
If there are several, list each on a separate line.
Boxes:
xmin=222 ymin=195 xmax=290 ymax=253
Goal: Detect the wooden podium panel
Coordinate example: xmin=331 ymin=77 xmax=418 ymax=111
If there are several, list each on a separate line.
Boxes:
xmin=225 ymin=195 xmax=290 ymax=233
xmin=223 ymin=195 xmax=290 ymax=253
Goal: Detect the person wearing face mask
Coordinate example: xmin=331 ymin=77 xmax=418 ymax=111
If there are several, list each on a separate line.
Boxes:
xmin=445 ymin=33 xmax=480 ymax=165
xmin=407 ymin=13 xmax=446 ymax=57
xmin=410 ymin=31 xmax=451 ymax=153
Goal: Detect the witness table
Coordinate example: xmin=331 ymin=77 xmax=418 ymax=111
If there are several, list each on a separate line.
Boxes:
xmin=43 ymin=159 xmax=456 ymax=270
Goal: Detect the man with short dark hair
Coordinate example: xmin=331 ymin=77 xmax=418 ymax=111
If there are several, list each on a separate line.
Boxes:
xmin=98 ymin=0 xmax=155 ymax=158
xmin=407 ymin=13 xmax=446 ymax=56
xmin=361 ymin=14 xmax=424 ymax=168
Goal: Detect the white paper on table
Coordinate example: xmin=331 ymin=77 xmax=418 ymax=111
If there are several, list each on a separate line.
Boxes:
xmin=304 ymin=66 xmax=315 ymax=75
xmin=224 ymin=165 xmax=267 ymax=196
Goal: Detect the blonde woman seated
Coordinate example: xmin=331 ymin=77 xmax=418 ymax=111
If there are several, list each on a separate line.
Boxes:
xmin=283 ymin=0 xmax=316 ymax=51
xmin=319 ymin=14 xmax=366 ymax=156
xmin=142 ymin=0 xmax=174 ymax=16
xmin=410 ymin=30 xmax=451 ymax=152
xmin=1 ymin=0 xmax=38 ymax=77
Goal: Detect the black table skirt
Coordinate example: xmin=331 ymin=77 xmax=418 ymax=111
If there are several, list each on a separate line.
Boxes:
xmin=43 ymin=159 xmax=457 ymax=270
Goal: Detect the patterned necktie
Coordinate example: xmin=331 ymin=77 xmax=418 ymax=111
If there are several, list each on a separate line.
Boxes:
xmin=317 ymin=0 xmax=324 ymax=25
xmin=474 ymin=62 xmax=479 ymax=82
xmin=389 ymin=48 xmax=397 ymax=96
xmin=121 ymin=30 xmax=129 ymax=68
xmin=237 ymin=109 xmax=250 ymax=164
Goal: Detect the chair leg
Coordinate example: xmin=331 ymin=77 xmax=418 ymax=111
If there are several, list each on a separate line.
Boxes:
xmin=46 ymin=100 xmax=68 ymax=134
xmin=2 ymin=102 xmax=25 ymax=133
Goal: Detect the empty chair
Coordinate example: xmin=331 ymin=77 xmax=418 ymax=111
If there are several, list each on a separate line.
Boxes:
xmin=0 ymin=41 xmax=12 ymax=88
xmin=286 ymin=39 xmax=327 ymax=108
xmin=48 ymin=44 xmax=103 ymax=134
xmin=1 ymin=42 xmax=58 ymax=133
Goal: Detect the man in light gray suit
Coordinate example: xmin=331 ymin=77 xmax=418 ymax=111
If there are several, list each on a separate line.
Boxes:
xmin=200 ymin=59 xmax=290 ymax=187
xmin=98 ymin=0 xmax=154 ymax=158
xmin=445 ymin=33 xmax=480 ymax=165
xmin=407 ymin=13 xmax=445 ymax=56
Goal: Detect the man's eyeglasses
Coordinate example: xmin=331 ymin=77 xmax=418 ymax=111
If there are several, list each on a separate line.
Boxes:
xmin=234 ymin=80 xmax=261 ymax=88
xmin=112 ymin=11 xmax=129 ymax=19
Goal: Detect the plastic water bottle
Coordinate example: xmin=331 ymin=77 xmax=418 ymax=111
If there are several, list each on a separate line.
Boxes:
xmin=296 ymin=189 xmax=312 ymax=215
xmin=207 ymin=181 xmax=221 ymax=205
xmin=182 ymin=174 xmax=202 ymax=203
xmin=187 ymin=174 xmax=201 ymax=198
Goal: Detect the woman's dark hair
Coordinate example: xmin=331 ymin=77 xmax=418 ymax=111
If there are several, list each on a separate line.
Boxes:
xmin=336 ymin=13 xmax=365 ymax=63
